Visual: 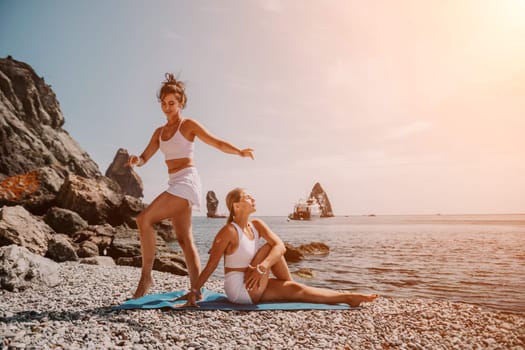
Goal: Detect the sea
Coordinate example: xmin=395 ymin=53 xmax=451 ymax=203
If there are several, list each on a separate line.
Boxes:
xmin=181 ymin=214 xmax=525 ymax=315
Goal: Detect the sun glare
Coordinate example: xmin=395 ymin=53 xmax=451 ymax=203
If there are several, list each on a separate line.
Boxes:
xmin=491 ymin=0 xmax=525 ymax=31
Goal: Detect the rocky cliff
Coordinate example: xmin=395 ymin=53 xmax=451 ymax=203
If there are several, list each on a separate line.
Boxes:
xmin=0 ymin=58 xmax=187 ymax=288
xmin=0 ymin=57 xmax=100 ymax=179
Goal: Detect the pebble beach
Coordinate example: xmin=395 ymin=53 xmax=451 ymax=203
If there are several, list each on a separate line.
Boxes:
xmin=1 ymin=263 xmax=524 ymax=349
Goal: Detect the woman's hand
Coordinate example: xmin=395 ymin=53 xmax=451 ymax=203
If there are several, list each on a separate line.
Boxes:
xmin=175 ymin=289 xmax=201 ymax=308
xmin=239 ymin=148 xmax=255 ymax=160
xmin=127 ymin=155 xmax=142 ymax=167
xmin=244 ymin=263 xmax=268 ymax=291
xmin=184 ymin=291 xmax=199 ymax=307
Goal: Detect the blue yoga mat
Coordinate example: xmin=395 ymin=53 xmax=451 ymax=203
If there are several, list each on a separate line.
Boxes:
xmin=113 ymin=289 xmax=352 ymax=311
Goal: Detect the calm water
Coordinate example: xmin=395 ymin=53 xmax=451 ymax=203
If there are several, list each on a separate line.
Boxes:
xmin=182 ymin=214 xmax=525 ymax=314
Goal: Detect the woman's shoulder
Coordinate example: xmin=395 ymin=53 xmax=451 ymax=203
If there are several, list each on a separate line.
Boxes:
xmin=181 ymin=117 xmax=197 ymax=126
xmin=217 ymin=223 xmax=238 ymax=239
xmin=179 ymin=118 xmax=199 ymax=134
xmin=250 ymin=218 xmax=268 ymax=232
xmin=153 ymin=126 xmax=164 ymax=135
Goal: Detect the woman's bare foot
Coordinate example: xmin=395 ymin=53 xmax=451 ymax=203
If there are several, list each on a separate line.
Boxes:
xmin=346 ymin=293 xmax=378 ymax=307
xmin=132 ymin=275 xmax=154 ymax=299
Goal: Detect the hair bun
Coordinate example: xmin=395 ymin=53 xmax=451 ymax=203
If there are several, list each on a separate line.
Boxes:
xmin=164 ymin=73 xmax=177 ymax=84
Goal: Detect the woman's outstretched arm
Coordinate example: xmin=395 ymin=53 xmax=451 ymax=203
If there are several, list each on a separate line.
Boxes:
xmin=186 ymin=119 xmax=255 ymax=159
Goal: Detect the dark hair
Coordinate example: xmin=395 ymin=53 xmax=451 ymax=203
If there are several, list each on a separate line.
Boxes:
xmin=226 ymin=188 xmax=244 ymax=224
xmin=157 ymin=73 xmax=187 ymax=108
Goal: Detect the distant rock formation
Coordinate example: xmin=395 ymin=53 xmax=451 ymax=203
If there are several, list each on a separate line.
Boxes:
xmin=0 ymin=57 xmax=188 ymax=286
xmin=105 ymin=148 xmax=143 ymax=198
xmin=206 ymin=190 xmax=226 ymax=218
xmin=309 ymin=182 xmax=334 ymax=217
xmin=0 ymin=57 xmax=100 ymax=180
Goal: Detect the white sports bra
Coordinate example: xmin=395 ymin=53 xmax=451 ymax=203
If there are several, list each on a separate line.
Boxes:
xmin=224 ymin=222 xmax=260 ymax=269
xmin=159 ymin=119 xmax=194 ymax=160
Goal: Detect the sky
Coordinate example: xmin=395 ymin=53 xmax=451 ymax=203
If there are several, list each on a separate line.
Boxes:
xmin=1 ymin=0 xmax=524 ymax=216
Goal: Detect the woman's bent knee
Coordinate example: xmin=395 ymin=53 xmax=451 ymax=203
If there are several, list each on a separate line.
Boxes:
xmin=136 ymin=211 xmax=155 ymax=230
xmin=135 ymin=212 xmax=147 ymax=228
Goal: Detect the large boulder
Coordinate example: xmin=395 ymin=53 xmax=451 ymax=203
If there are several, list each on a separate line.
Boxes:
xmin=44 ymin=206 xmax=88 ymax=235
xmin=107 ymin=226 xmax=177 ymax=259
xmin=107 ymin=226 xmax=187 ymax=275
xmin=55 ymin=174 xmax=124 ymax=225
xmin=117 ymin=255 xmax=187 ymax=275
xmin=71 ymin=224 xmax=115 ymax=255
xmin=46 ymin=234 xmax=78 ymax=262
xmin=0 ymin=244 xmax=60 ymax=291
xmin=0 ymin=167 xmax=64 ymax=215
xmin=0 ymin=57 xmax=100 ymax=179
xmin=77 ymin=240 xmax=100 ymax=258
xmin=105 ymin=148 xmax=143 ymax=198
xmin=105 ymin=227 xmax=141 ymax=259
xmin=0 ymin=205 xmax=53 ymax=255
xmin=118 ymin=195 xmax=145 ymax=229
xmin=155 ymin=220 xmax=177 ymax=242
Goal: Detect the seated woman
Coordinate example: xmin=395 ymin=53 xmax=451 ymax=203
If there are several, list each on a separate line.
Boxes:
xmin=182 ymin=188 xmax=378 ymax=307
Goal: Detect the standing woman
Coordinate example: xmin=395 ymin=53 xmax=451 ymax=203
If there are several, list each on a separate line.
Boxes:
xmin=128 ymin=73 xmax=254 ymax=298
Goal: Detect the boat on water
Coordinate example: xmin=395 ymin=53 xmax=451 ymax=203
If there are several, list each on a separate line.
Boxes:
xmin=288 ymin=197 xmax=321 ymax=221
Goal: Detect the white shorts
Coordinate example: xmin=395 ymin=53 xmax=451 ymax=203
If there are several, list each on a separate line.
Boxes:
xmin=224 ymin=271 xmax=253 ymax=304
xmin=166 ymin=167 xmax=202 ymax=212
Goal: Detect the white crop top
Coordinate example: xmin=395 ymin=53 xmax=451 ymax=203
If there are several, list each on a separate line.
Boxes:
xmin=159 ymin=120 xmax=194 ymax=160
xmin=224 ymin=222 xmax=260 ymax=269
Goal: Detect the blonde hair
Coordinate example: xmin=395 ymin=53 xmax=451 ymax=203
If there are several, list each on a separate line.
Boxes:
xmin=225 ymin=188 xmax=244 ymax=224
xmin=157 ymin=73 xmax=187 ymax=108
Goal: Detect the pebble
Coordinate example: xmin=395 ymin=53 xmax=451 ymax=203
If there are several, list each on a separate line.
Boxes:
xmin=1 ymin=262 xmax=524 ymax=349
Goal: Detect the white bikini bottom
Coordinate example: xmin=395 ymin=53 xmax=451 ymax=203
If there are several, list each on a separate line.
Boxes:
xmin=165 ymin=167 xmax=202 ymax=211
xmin=224 ymin=271 xmax=253 ymax=304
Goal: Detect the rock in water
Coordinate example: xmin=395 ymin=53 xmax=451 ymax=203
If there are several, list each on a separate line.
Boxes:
xmin=297 ymin=242 xmax=330 ymax=255
xmin=206 ymin=190 xmax=219 ymax=217
xmin=291 ymin=268 xmax=316 ymax=279
xmin=206 ymin=190 xmax=226 ymax=218
xmin=284 ymin=243 xmax=304 ymax=263
xmin=105 ymin=148 xmax=143 ymax=198
xmin=309 ymin=182 xmax=334 ymax=217
xmin=0 ymin=57 xmax=100 ymax=179
xmin=284 ymin=242 xmax=330 ymax=263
